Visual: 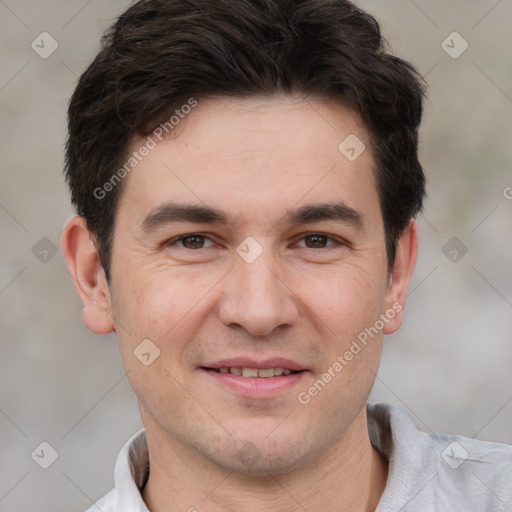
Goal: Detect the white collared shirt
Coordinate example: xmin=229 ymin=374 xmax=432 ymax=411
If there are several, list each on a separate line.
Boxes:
xmin=86 ymin=402 xmax=512 ymax=511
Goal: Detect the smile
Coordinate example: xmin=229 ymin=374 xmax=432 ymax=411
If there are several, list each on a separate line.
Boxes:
xmin=207 ymin=367 xmax=300 ymax=378
xmin=201 ymin=366 xmax=308 ymax=399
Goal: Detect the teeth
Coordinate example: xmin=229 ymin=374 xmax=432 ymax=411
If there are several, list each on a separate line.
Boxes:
xmin=213 ymin=367 xmax=298 ymax=378
xmin=242 ymin=368 xmax=259 ymax=378
xmin=257 ymin=368 xmax=275 ymax=378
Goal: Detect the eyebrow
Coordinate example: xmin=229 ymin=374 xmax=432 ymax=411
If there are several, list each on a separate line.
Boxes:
xmin=286 ymin=202 xmax=364 ymax=228
xmin=141 ymin=203 xmax=229 ymax=231
xmin=140 ymin=201 xmax=364 ymax=232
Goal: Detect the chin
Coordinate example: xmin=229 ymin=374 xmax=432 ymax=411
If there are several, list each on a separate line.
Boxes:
xmin=204 ymin=434 xmax=317 ymax=477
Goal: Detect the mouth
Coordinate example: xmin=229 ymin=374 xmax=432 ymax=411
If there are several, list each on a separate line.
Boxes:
xmin=202 ymin=367 xmax=303 ymax=378
xmin=200 ymin=358 xmax=309 ymax=398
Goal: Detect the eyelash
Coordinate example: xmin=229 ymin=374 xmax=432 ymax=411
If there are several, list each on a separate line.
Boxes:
xmin=166 ymin=232 xmax=345 ymax=250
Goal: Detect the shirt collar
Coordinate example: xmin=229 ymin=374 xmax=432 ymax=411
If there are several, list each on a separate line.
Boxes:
xmin=113 ymin=429 xmax=150 ymax=511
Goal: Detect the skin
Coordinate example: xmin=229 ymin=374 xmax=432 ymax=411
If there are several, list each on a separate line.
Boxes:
xmin=62 ymin=95 xmax=418 ymax=511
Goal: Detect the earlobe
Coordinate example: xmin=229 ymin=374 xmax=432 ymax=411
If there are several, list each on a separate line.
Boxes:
xmin=383 ymin=220 xmax=418 ymax=335
xmin=61 ymin=216 xmax=115 ymax=335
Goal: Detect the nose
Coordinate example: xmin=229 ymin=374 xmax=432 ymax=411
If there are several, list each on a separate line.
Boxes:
xmin=217 ymin=251 xmax=300 ymax=337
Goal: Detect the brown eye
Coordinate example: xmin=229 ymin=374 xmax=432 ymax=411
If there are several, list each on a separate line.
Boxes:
xmin=177 ymin=235 xmax=210 ymax=249
xmin=303 ymin=234 xmax=330 ymax=248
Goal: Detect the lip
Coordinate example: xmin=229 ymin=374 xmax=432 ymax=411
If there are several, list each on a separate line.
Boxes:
xmin=200 ymin=357 xmax=309 ymax=399
xmin=201 ymin=367 xmax=308 ymax=399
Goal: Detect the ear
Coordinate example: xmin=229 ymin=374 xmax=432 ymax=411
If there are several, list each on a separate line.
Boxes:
xmin=383 ymin=219 xmax=418 ymax=335
xmin=61 ymin=216 xmax=115 ymax=334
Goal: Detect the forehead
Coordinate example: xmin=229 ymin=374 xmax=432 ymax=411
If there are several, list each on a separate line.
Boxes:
xmin=117 ymin=95 xmax=381 ymax=230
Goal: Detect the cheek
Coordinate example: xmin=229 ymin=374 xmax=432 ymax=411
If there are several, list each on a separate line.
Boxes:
xmin=110 ymin=264 xmax=222 ymax=370
xmin=114 ymin=263 xmax=199 ymax=326
xmin=302 ymin=264 xmax=387 ymax=341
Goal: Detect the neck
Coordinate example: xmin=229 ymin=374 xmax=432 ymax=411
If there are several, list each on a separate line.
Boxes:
xmin=142 ymin=407 xmax=388 ymax=512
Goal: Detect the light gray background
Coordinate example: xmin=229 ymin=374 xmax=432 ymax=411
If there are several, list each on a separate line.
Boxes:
xmin=1 ymin=1 xmax=511 ymax=511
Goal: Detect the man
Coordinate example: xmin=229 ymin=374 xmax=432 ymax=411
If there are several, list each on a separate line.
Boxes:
xmin=61 ymin=0 xmax=512 ymax=510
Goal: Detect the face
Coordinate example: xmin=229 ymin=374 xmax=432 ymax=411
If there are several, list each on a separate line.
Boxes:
xmin=79 ymin=96 xmax=414 ymax=474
